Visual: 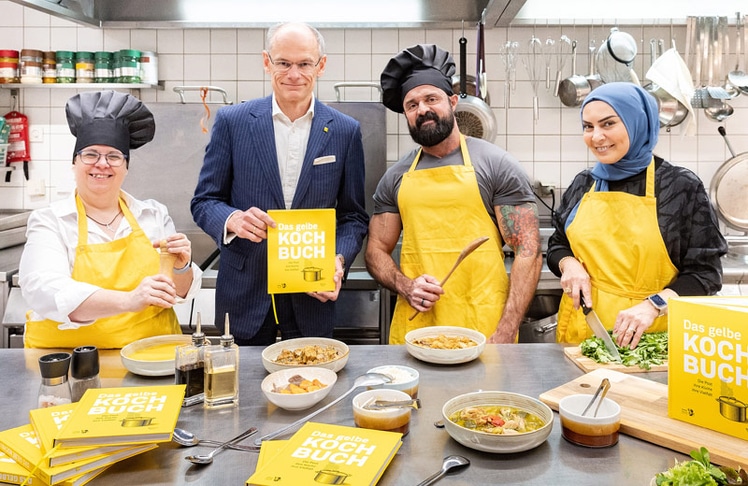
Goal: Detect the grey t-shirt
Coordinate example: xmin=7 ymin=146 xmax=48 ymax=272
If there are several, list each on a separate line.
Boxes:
xmin=373 ymin=137 xmax=535 ymax=222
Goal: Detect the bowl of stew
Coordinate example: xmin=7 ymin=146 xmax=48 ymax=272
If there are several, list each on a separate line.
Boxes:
xmin=442 ymin=391 xmax=553 ymax=453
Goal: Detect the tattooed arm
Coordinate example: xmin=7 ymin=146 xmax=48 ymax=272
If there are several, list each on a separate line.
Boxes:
xmin=489 ymin=202 xmax=542 ymax=343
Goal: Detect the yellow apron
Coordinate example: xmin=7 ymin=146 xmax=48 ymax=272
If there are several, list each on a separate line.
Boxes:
xmin=24 ymin=194 xmax=180 ymax=349
xmin=556 ymin=159 xmax=678 ymax=343
xmin=389 ymin=135 xmax=508 ymax=344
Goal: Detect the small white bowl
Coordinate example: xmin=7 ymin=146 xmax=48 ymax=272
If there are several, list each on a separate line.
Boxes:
xmin=120 ymin=334 xmax=192 ymax=376
xmin=558 ymin=394 xmax=621 ymax=448
xmin=442 ymin=391 xmax=553 ymax=453
xmin=261 ymin=367 xmax=338 ymax=411
xmin=366 ymin=365 xmax=420 ymax=398
xmin=261 ymin=337 xmax=349 ymax=373
xmin=352 ymin=389 xmax=412 ymax=435
xmin=405 ymin=326 xmax=486 ymax=365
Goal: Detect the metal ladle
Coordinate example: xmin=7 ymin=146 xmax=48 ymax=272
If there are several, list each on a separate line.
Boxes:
xmin=253 ymin=372 xmax=391 ymax=445
xmin=416 ymin=455 xmax=471 ymax=486
xmin=581 ymin=378 xmax=611 ymax=417
xmin=172 ymin=427 xmax=259 ymax=452
xmin=705 ymin=101 xmax=734 ymax=122
xmin=185 ymin=427 xmax=258 ymax=465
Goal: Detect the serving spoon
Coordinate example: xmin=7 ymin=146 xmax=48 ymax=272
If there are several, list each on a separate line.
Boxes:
xmin=253 ymin=372 xmax=391 ymax=445
xmin=173 ymin=428 xmax=259 ymax=452
xmin=416 ymin=455 xmax=470 ymax=486
xmin=363 ymin=398 xmax=421 ymax=410
xmin=185 ymin=427 xmax=258 ymax=465
xmin=409 ymin=236 xmax=490 ymax=320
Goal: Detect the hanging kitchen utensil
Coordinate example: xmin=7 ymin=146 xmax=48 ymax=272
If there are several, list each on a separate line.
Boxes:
xmin=544 ymin=34 xmax=556 ymax=90
xmin=500 ymin=40 xmax=518 ymax=106
xmin=558 ymin=40 xmax=598 ymax=108
xmin=644 ymin=40 xmax=690 ymax=130
xmin=711 ymin=126 xmax=748 ymax=233
xmin=728 ymin=12 xmax=748 ymax=91
xmin=596 ymin=27 xmax=638 ymax=84
xmin=4 ymin=94 xmax=30 ymax=183
xmin=475 ymin=10 xmax=489 ymax=103
xmin=554 ymin=35 xmax=572 ymax=97
xmin=522 ymin=32 xmax=544 ymax=122
xmin=454 ymin=28 xmax=497 ymax=142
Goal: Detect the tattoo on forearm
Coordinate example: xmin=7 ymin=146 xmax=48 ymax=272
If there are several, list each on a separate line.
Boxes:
xmin=498 ymin=203 xmax=540 ymax=258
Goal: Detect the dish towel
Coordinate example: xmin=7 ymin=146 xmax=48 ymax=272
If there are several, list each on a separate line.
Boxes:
xmin=646 ymin=48 xmax=696 ymax=136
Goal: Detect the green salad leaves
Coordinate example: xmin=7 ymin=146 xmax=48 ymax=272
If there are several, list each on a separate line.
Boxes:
xmin=654 ymin=447 xmax=747 ymax=485
xmin=579 ymin=331 xmax=668 ymax=370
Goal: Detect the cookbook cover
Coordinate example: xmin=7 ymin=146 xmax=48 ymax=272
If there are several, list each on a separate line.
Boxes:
xmin=267 ymin=209 xmax=336 ymax=294
xmin=30 ymin=402 xmax=143 ymax=467
xmin=0 ymin=424 xmax=154 ymax=485
xmin=246 ymin=422 xmax=402 ymax=486
xmin=53 ymin=385 xmax=185 ymax=448
xmin=668 ymin=296 xmax=748 ymax=441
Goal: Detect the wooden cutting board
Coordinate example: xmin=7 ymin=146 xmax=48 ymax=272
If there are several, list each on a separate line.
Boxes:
xmin=539 ymin=368 xmax=748 ymax=468
xmin=564 ymin=346 xmax=668 ymax=373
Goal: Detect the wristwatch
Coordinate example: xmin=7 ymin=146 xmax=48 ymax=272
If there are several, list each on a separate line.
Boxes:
xmin=646 ymin=294 xmax=668 ymax=317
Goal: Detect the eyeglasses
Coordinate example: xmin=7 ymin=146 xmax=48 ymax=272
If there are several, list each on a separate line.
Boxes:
xmin=76 ymin=150 xmax=128 ymax=167
xmin=267 ymin=53 xmax=321 ymax=74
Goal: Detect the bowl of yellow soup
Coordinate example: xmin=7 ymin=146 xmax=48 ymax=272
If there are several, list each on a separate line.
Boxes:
xmin=121 ymin=334 xmax=193 ymax=376
xmin=442 ymin=391 xmax=553 ymax=453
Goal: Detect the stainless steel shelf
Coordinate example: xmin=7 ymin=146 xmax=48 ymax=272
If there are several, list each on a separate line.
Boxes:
xmin=0 ymin=82 xmax=163 ymax=90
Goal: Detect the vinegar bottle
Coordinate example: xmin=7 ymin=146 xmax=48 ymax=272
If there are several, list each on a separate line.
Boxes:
xmin=176 ymin=312 xmax=207 ymax=407
xmin=204 ymin=313 xmax=238 ymax=409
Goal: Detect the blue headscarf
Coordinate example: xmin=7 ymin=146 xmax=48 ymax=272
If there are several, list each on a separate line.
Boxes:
xmin=565 ymin=82 xmax=660 ymax=230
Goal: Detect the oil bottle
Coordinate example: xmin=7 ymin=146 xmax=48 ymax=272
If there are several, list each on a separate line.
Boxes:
xmin=175 ymin=312 xmax=207 ymax=407
xmin=204 ymin=313 xmax=238 ymax=408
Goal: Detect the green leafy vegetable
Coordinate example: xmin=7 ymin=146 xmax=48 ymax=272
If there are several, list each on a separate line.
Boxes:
xmin=580 ymin=331 xmax=668 ymax=370
xmin=654 ymin=447 xmax=746 ymax=486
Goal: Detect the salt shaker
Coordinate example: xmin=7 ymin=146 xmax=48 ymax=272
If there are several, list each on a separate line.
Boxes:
xmin=38 ymin=352 xmax=73 ymax=408
xmin=70 ymin=345 xmax=101 ymax=402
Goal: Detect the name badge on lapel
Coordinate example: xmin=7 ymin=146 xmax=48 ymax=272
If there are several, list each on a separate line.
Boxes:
xmin=313 ymin=155 xmax=336 ymax=166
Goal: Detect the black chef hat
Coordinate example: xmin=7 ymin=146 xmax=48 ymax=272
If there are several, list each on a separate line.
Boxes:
xmin=65 ymin=90 xmax=155 ymax=160
xmin=380 ymin=44 xmax=455 ymax=113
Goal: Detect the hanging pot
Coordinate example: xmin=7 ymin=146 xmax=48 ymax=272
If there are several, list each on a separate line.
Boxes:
xmin=454 ymin=33 xmax=497 ymax=142
xmin=558 ymin=41 xmax=593 ymax=107
xmin=643 ymin=39 xmax=689 ymax=129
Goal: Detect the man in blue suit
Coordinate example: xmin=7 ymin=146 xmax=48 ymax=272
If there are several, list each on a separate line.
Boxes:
xmin=191 ymin=22 xmax=368 ymax=345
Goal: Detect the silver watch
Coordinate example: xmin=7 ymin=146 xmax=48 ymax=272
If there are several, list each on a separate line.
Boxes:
xmin=646 ymin=294 xmax=667 ymax=317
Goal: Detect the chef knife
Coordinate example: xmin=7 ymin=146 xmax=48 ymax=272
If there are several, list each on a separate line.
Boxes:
xmin=579 ymin=292 xmax=622 ymax=362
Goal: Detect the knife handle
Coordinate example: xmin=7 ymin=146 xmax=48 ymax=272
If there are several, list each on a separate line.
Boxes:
xmin=578 ymin=290 xmax=591 ymax=315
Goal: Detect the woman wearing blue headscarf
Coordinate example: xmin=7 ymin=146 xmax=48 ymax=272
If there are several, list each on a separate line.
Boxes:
xmin=547 ymin=82 xmax=727 ymax=349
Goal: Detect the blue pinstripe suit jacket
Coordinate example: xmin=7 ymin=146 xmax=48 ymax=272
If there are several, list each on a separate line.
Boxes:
xmin=191 ymin=96 xmax=369 ymax=339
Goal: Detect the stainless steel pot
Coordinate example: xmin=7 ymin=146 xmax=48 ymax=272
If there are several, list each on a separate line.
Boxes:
xmin=558 ymin=41 xmax=595 ymax=108
xmin=454 ymin=35 xmax=497 ymax=142
xmin=643 ymin=40 xmax=689 ymax=129
xmin=717 ymin=396 xmax=748 ymax=423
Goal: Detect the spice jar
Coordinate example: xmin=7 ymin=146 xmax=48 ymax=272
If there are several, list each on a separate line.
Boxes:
xmin=111 ymin=50 xmax=121 ymax=82
xmin=118 ymin=49 xmax=141 ymax=83
xmin=56 ymin=50 xmax=75 ymax=83
xmin=20 ymin=49 xmax=43 ymax=84
xmin=70 ymin=346 xmax=101 ymax=402
xmin=75 ymin=51 xmax=94 ymax=83
xmin=94 ymin=51 xmax=112 ymax=83
xmin=38 ymin=352 xmax=73 ymax=408
xmin=0 ymin=49 xmax=19 ymax=84
xmin=42 ymin=51 xmax=56 ymax=83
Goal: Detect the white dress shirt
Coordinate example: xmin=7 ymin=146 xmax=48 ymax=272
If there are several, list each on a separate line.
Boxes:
xmin=19 ymin=191 xmax=202 ymax=329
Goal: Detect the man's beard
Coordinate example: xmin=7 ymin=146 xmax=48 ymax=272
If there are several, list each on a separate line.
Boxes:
xmin=408 ymin=110 xmax=454 ymax=147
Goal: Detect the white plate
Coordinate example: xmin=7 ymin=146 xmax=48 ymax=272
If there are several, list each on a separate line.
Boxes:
xmin=120 ymin=334 xmax=192 ymax=376
xmin=261 ymin=337 xmax=349 ymax=373
xmin=404 ymin=326 xmax=486 ymax=364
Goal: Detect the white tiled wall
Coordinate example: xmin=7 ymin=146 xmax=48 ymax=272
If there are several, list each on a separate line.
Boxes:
xmin=1 ymin=1 xmax=746 ymax=222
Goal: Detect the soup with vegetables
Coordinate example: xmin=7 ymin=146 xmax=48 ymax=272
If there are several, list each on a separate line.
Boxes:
xmin=448 ymin=406 xmax=545 ymax=434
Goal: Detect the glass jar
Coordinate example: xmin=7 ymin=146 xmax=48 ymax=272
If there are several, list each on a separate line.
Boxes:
xmin=38 ymin=352 xmax=73 ymax=408
xmin=118 ymin=49 xmax=141 ymax=83
xmin=42 ymin=51 xmax=56 ymax=83
xmin=139 ymin=51 xmax=158 ymax=85
xmin=112 ymin=50 xmax=121 ymax=82
xmin=94 ymin=51 xmax=112 ymax=83
xmin=20 ymin=48 xmax=43 ymax=84
xmin=0 ymin=49 xmax=19 ymax=84
xmin=56 ymin=50 xmax=75 ymax=83
xmin=75 ymin=51 xmax=94 ymax=83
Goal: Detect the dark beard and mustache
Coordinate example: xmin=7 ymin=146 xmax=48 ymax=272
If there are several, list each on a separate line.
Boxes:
xmin=408 ymin=110 xmax=455 ymax=147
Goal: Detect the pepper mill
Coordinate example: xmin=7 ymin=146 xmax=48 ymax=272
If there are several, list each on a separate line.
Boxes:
xmin=70 ymin=345 xmax=101 ymax=402
xmin=38 ymin=352 xmax=73 ymax=408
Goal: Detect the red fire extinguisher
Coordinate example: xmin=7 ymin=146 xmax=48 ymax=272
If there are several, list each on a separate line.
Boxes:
xmin=4 ymin=103 xmax=30 ymax=182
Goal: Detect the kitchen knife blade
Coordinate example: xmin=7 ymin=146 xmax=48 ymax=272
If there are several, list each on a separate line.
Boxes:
xmin=579 ymin=293 xmax=622 ymax=361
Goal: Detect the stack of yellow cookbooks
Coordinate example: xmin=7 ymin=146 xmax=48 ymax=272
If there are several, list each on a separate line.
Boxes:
xmin=0 ymin=384 xmax=185 ymax=485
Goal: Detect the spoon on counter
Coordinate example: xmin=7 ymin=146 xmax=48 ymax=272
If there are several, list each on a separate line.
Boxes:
xmin=173 ymin=428 xmax=259 ymax=452
xmin=363 ymin=398 xmax=421 ymax=410
xmin=253 ymin=372 xmax=391 ymax=446
xmin=416 ymin=455 xmax=470 ymax=486
xmin=185 ymin=427 xmax=259 ymax=465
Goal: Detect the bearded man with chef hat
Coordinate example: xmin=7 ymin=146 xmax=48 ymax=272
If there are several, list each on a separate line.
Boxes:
xmin=366 ymin=44 xmax=542 ymax=344
xmin=19 ymin=90 xmax=202 ymax=348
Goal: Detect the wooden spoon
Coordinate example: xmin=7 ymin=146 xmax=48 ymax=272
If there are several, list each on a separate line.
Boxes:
xmin=408 ymin=236 xmax=490 ymax=321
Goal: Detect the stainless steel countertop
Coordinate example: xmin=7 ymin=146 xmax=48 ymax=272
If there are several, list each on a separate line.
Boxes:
xmin=0 ymin=345 xmax=689 ymax=485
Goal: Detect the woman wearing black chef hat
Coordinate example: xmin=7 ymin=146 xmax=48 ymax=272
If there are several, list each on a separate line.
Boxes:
xmin=19 ymin=90 xmax=202 ymax=349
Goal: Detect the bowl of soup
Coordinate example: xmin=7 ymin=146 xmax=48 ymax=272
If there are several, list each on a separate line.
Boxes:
xmin=442 ymin=391 xmax=553 ymax=453
xmin=404 ymin=326 xmax=486 ymax=365
xmin=120 ymin=334 xmax=193 ymax=376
